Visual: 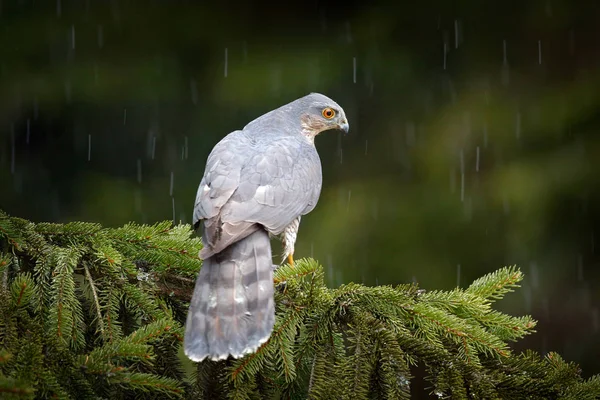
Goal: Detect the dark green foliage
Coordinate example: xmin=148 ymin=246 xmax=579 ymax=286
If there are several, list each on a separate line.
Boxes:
xmin=0 ymin=210 xmax=598 ymax=399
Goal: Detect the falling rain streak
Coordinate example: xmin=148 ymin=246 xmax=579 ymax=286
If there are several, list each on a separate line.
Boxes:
xmin=454 ymin=19 xmax=460 ymax=48
xmin=71 ymin=25 xmax=75 ymax=49
xmin=224 ymin=48 xmax=228 ymax=78
xmin=443 ymin=42 xmax=447 ymax=70
xmin=353 ymin=57 xmax=357 ymax=83
xmin=169 ymin=171 xmax=174 ymax=196
xmin=475 ymin=146 xmax=480 ymax=172
xmin=123 ymin=109 xmax=127 ymax=125
xmin=26 ymin=119 xmax=30 ymax=145
xmin=151 ymin=137 xmax=156 ymax=160
xmin=172 ymin=197 xmax=176 ymax=225
xmin=538 ymin=40 xmax=542 ymax=64
xmin=87 ymin=134 xmax=91 ymax=161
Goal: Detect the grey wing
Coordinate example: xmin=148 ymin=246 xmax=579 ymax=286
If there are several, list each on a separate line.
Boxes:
xmin=193 ymin=130 xmax=245 ymax=225
xmin=194 ymin=131 xmax=260 ymax=258
xmin=221 ymin=137 xmax=322 ymax=235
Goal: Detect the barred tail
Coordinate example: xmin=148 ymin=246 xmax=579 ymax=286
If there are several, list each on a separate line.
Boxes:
xmin=184 ymin=228 xmax=275 ymax=361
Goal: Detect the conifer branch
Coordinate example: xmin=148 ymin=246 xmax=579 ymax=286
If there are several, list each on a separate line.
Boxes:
xmin=0 ymin=211 xmax=598 ymax=399
xmin=82 ymin=261 xmax=106 ymax=341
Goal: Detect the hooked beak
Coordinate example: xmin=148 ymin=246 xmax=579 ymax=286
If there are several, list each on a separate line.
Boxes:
xmin=338 ymin=119 xmax=349 ymax=134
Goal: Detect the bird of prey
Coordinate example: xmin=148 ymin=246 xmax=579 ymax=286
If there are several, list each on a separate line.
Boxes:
xmin=184 ymin=93 xmax=349 ymax=362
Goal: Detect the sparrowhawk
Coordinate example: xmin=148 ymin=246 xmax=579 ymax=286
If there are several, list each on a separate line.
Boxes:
xmin=184 ymin=93 xmax=349 ymax=362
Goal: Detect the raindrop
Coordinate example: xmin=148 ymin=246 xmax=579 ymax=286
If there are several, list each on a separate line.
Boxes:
xmin=190 ymin=79 xmax=198 ymax=105
xmin=456 ymin=264 xmax=461 ymax=286
xmin=10 ymin=124 xmax=15 ymax=174
xmin=151 ymin=136 xmax=156 ymax=160
xmin=577 ymin=254 xmax=583 ymax=281
xmin=454 ymin=19 xmax=460 ymax=49
xmin=87 ymin=134 xmax=91 ymax=161
xmin=71 ymin=25 xmax=75 ymax=49
xmin=443 ymin=42 xmax=447 ymax=70
xmin=136 ymin=159 xmax=142 ymax=183
xmin=56 ymin=0 xmax=61 ymax=17
xmin=224 ymin=48 xmax=228 ymax=78
xmin=475 ymin=146 xmax=480 ymax=172
xmin=26 ymin=119 xmax=30 ymax=145
xmin=459 ymin=150 xmax=464 ymax=202
xmin=501 ymin=40 xmax=510 ymax=85
xmin=352 ymin=57 xmax=357 ymax=83
xmin=123 ymin=108 xmax=127 ymax=125
xmin=538 ymin=40 xmax=542 ymax=65
xmin=436 ymin=14 xmax=441 ymax=30
xmin=169 ymin=171 xmax=174 ymax=196
xmin=97 ymin=25 xmax=104 ymax=48
xmin=172 ymin=197 xmax=176 ymax=225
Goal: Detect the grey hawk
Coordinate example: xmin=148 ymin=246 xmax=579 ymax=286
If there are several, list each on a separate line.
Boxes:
xmin=184 ymin=92 xmax=349 ymax=362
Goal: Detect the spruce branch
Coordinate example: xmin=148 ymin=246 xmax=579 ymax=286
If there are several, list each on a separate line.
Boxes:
xmin=0 ymin=211 xmax=598 ymax=399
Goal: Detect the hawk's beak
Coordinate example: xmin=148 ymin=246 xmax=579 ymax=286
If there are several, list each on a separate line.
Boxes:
xmin=339 ymin=120 xmax=349 ymax=134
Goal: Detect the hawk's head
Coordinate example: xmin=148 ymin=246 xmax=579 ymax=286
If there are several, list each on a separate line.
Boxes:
xmin=297 ymin=93 xmax=349 ymax=141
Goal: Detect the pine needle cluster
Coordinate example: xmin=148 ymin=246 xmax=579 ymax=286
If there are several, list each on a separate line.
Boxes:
xmin=0 ymin=210 xmax=598 ymax=399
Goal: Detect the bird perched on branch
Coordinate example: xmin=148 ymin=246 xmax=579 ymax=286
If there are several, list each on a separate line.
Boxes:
xmin=184 ymin=93 xmax=349 ymax=362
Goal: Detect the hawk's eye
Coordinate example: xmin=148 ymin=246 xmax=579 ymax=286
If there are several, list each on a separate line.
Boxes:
xmin=322 ymin=108 xmax=335 ymax=119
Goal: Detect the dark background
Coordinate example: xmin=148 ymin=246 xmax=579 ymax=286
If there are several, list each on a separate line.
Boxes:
xmin=1 ymin=0 xmax=599 ymax=394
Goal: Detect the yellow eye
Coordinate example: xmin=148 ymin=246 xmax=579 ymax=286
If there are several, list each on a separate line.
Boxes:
xmin=322 ymin=108 xmax=335 ymax=119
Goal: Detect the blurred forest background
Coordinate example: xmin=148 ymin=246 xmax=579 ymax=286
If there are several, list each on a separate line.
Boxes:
xmin=0 ymin=0 xmax=599 ymax=380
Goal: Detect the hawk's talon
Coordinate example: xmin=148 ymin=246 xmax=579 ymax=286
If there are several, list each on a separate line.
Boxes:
xmin=287 ymin=254 xmax=294 ymax=268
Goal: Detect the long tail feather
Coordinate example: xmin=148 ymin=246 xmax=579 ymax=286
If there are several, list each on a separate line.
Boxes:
xmin=184 ymin=228 xmax=275 ymax=361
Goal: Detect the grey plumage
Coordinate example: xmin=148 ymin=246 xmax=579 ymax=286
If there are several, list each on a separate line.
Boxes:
xmin=184 ymin=92 xmax=349 ymax=362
